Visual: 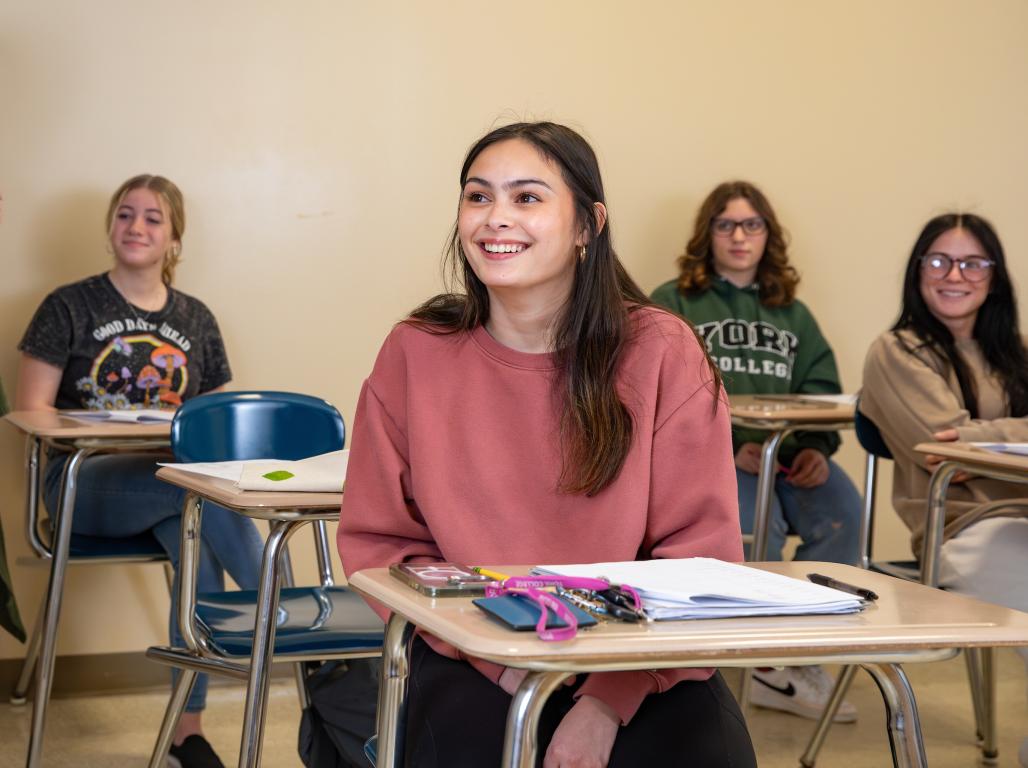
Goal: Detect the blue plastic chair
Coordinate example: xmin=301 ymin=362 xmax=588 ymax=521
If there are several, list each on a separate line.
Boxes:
xmin=145 ymin=391 xmax=383 ymax=768
xmin=801 ymin=406 xmax=996 ymax=766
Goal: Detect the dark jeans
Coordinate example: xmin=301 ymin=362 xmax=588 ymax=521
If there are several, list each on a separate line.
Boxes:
xmin=403 ymin=637 xmax=756 ymax=768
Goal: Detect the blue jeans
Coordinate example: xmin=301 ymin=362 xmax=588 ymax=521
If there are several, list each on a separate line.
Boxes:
xmin=44 ymin=452 xmax=264 ymax=712
xmin=736 ymin=459 xmax=861 ymax=565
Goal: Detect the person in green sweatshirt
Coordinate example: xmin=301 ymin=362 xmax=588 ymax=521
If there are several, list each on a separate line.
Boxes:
xmin=652 ymin=180 xmax=862 ymax=723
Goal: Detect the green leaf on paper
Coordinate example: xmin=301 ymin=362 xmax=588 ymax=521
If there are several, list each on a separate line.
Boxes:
xmin=262 ymin=470 xmax=295 ymax=482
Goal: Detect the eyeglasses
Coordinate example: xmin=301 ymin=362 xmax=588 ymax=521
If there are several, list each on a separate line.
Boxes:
xmin=920 ymin=253 xmax=994 ymax=283
xmin=712 ymin=217 xmax=767 ymax=238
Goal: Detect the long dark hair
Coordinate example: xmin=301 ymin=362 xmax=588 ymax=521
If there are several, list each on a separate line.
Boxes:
xmin=893 ymin=213 xmax=1028 ymax=418
xmin=676 ymin=180 xmax=799 ymax=307
xmin=409 ymin=121 xmax=720 ymax=495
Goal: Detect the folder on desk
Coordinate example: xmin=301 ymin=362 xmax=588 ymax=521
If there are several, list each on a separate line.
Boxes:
xmin=534 ymin=558 xmax=864 ymax=620
xmin=159 ymin=450 xmax=348 ymax=492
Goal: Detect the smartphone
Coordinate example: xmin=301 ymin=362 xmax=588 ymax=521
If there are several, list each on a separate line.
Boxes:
xmin=388 ymin=562 xmax=494 ymax=597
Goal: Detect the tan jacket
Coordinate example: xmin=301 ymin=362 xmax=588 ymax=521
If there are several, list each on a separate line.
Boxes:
xmin=861 ymin=329 xmax=1028 ymax=555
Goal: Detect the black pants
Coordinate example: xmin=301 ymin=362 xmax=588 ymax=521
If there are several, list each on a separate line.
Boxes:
xmin=403 ymin=637 xmax=757 ymax=768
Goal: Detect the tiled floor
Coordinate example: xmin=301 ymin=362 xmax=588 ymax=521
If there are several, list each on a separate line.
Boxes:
xmin=1 ymin=649 xmax=1024 ymax=767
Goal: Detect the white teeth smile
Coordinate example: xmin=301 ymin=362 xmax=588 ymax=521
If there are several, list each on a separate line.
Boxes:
xmin=482 ymin=243 xmax=526 ymax=254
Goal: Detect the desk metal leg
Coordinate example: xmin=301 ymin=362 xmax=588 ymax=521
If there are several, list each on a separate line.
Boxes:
xmin=502 ymin=671 xmax=574 ymax=768
xmin=922 ymin=463 xmax=959 ymax=588
xmin=25 ymin=447 xmax=92 ymax=768
xmin=738 ymin=430 xmax=789 ymax=714
xmin=751 ymin=430 xmax=787 ymax=562
xmin=13 ymin=436 xmax=45 ymax=705
xmin=11 ymin=607 xmax=44 ymax=705
xmin=376 ymin=613 xmax=415 ymax=768
xmin=800 ymin=664 xmax=859 ymax=767
xmin=147 ymin=668 xmax=197 ymax=768
xmin=973 ymin=647 xmax=998 ymax=762
xmin=237 ymin=519 xmax=295 ymax=768
xmin=861 ymin=662 xmax=927 ymax=768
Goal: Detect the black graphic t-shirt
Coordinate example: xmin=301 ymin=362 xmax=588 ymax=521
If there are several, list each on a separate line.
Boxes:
xmin=19 ymin=273 xmax=231 ymax=410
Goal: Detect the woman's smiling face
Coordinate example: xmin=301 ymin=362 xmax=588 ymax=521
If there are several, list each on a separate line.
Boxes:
xmin=109 ymin=187 xmax=175 ymax=272
xmin=458 ymin=138 xmax=582 ymax=305
xmin=919 ymin=227 xmax=992 ymax=338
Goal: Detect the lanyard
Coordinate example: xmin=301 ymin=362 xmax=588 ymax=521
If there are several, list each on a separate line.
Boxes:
xmin=483 ymin=574 xmax=645 ymax=641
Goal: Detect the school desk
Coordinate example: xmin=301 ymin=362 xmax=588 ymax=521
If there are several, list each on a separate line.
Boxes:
xmin=729 ymin=395 xmax=857 ymax=560
xmin=913 ymin=440 xmax=1028 ymax=590
xmin=3 ymin=410 xmax=170 ymax=768
xmin=350 ymin=560 xmax=1028 ymax=768
xmin=151 ymin=466 xmax=345 ymax=768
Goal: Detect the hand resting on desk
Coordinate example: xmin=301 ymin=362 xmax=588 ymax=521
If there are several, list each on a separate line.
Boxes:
xmin=924 ymin=428 xmax=973 ymax=483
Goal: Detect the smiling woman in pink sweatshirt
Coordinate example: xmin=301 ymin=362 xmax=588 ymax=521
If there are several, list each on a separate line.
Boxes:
xmin=338 ymin=122 xmax=755 ymax=768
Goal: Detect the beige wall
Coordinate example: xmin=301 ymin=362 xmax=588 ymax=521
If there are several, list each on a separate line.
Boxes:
xmin=1 ymin=0 xmax=1026 ymax=660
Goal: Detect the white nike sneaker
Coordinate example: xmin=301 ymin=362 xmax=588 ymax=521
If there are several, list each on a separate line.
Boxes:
xmin=751 ymin=665 xmax=858 ymax=723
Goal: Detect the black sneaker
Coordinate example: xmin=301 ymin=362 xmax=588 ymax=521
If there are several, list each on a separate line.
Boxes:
xmin=168 ymin=735 xmax=226 ymax=768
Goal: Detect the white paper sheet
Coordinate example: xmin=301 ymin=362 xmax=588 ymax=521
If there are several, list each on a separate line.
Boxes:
xmin=535 ymin=558 xmax=864 ymax=620
xmin=64 ymin=409 xmax=175 ymax=423
xmin=159 ymin=450 xmax=348 ymax=492
xmin=797 ymin=393 xmax=858 ymax=405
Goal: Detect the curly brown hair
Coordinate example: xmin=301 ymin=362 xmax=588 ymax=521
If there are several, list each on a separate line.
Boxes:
xmin=676 ymin=180 xmax=798 ymax=307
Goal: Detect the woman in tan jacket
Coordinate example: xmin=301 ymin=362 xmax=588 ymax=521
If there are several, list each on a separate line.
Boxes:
xmin=861 ymin=212 xmax=1028 ymax=767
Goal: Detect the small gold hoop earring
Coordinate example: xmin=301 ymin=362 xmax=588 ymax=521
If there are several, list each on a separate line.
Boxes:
xmin=578 ymin=245 xmax=587 ymax=264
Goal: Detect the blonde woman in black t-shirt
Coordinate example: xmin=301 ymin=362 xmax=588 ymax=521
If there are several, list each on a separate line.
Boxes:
xmin=16 ymin=175 xmax=261 ymax=768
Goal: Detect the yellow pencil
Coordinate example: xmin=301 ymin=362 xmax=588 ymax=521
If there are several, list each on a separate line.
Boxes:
xmin=472 ymin=566 xmax=510 ymax=582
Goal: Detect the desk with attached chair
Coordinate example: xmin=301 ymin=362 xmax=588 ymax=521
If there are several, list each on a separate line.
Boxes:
xmin=3 ymin=410 xmax=171 ymax=768
xmin=144 ymin=392 xmax=384 ymax=768
xmin=351 ymin=560 xmax=1028 ymax=768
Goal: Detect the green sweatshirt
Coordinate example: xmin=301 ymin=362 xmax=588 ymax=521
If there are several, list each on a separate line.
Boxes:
xmin=651 ymin=276 xmax=843 ymax=464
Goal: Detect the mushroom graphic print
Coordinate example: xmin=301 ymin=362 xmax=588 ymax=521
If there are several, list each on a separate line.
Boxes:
xmin=151 ymin=343 xmax=186 ymax=407
xmin=136 ymin=365 xmax=162 ymax=407
xmin=80 ymin=333 xmax=190 ymax=410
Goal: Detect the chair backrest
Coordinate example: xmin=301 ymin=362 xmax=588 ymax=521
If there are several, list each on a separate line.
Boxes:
xmin=854 ymin=407 xmax=893 ymax=460
xmin=171 ymin=391 xmax=345 ymax=462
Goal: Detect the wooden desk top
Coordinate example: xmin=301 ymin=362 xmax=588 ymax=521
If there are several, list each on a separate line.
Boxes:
xmin=350 ymin=561 xmax=1028 ymax=671
xmin=156 ymin=466 xmax=342 ymax=516
xmin=914 ymin=442 xmax=1028 ymax=474
xmin=729 ymin=395 xmax=855 ymax=426
xmin=4 ymin=410 xmax=170 ymax=441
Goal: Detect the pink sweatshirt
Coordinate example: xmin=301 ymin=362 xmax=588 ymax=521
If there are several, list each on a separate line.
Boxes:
xmin=338 ymin=306 xmax=743 ymax=724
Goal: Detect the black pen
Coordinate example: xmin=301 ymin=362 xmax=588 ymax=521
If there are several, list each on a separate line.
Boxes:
xmin=807 ymin=573 xmax=879 ymax=601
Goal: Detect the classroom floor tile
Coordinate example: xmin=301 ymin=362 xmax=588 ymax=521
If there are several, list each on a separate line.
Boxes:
xmin=0 ymin=648 xmax=1023 ymax=767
